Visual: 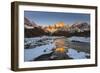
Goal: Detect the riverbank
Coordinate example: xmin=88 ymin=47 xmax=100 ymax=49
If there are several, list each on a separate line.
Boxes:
xmin=24 ymin=36 xmax=90 ymax=62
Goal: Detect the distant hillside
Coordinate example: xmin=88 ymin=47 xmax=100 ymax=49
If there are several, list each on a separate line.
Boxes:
xmin=71 ymin=22 xmax=90 ymax=32
xmin=24 ymin=17 xmax=37 ymax=29
xmin=24 ymin=17 xmax=47 ymax=37
xmin=25 ymin=27 xmax=47 ymax=37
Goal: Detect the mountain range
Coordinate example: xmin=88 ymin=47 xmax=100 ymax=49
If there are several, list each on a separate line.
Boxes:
xmin=24 ymin=17 xmax=90 ymax=37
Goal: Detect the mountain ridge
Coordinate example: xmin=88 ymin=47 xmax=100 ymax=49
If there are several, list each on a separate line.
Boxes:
xmin=24 ymin=17 xmax=90 ymax=37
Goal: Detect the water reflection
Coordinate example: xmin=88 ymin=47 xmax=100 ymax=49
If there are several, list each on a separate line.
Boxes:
xmin=24 ymin=36 xmax=90 ymax=61
xmin=49 ymin=38 xmax=68 ymax=59
xmin=50 ymin=37 xmax=90 ymax=60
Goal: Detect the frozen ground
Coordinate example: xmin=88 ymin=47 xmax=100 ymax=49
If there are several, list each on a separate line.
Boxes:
xmin=24 ymin=43 xmax=56 ymax=61
xmin=68 ymin=36 xmax=90 ymax=43
xmin=67 ymin=48 xmax=90 ymax=59
xmin=24 ymin=36 xmax=90 ymax=61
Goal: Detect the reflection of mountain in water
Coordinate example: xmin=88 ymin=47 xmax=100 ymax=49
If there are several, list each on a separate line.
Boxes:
xmin=24 ymin=36 xmax=90 ymax=61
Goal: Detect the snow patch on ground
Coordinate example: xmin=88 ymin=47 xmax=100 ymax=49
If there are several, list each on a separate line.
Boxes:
xmin=68 ymin=36 xmax=90 ymax=43
xmin=24 ymin=43 xmax=56 ymax=61
xmin=66 ymin=48 xmax=90 ymax=59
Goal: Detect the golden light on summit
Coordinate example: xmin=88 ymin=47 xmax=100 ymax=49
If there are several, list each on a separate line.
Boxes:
xmin=44 ymin=22 xmax=65 ymax=32
xmin=55 ymin=22 xmax=64 ymax=28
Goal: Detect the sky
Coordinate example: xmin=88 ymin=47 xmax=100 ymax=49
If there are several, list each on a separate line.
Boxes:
xmin=24 ymin=11 xmax=90 ymax=26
